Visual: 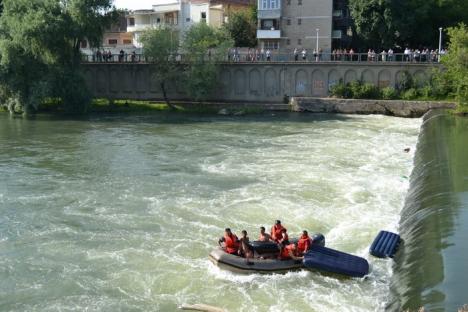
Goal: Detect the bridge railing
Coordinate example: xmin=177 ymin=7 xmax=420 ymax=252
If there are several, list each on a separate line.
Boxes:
xmin=81 ymin=52 xmax=443 ymax=64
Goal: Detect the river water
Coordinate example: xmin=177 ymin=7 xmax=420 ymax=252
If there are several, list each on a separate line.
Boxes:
xmin=0 ymin=113 xmax=420 ymax=312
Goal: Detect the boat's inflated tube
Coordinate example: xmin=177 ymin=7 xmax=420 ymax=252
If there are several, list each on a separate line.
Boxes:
xmin=303 ymin=245 xmax=369 ymax=277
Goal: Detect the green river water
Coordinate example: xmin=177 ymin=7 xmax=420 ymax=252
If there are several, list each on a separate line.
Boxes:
xmin=0 ymin=113 xmax=421 ymax=312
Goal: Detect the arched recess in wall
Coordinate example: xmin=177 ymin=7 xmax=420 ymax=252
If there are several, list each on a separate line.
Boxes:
xmin=279 ymin=68 xmax=291 ymax=97
xmin=149 ymin=70 xmax=160 ymax=94
xmin=110 ymin=68 xmax=120 ymax=93
xmin=395 ymin=71 xmax=405 ymax=89
xmin=96 ymin=69 xmax=107 ymax=94
xmin=249 ymin=68 xmax=262 ymax=96
xmin=312 ymin=69 xmax=326 ymax=97
xmin=361 ymin=69 xmax=375 ymax=84
xmin=378 ymin=70 xmax=391 ymax=88
xmin=219 ymin=69 xmax=231 ymax=96
xmin=265 ymin=68 xmax=278 ymax=97
xmin=135 ymin=67 xmax=147 ymax=94
xmin=83 ymin=69 xmax=94 ymax=94
xmin=328 ymin=69 xmax=341 ymax=91
xmin=295 ymin=69 xmax=309 ymax=96
xmin=234 ymin=69 xmax=246 ymax=95
xmin=344 ymin=70 xmax=358 ymax=85
xmin=122 ymin=66 xmax=133 ymax=94
xmin=413 ymin=70 xmax=428 ymax=88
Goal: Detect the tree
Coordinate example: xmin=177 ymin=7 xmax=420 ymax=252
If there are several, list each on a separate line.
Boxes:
xmin=348 ymin=0 xmax=394 ymax=48
xmin=140 ymin=27 xmax=180 ymax=110
xmin=349 ymin=0 xmax=468 ymax=49
xmin=442 ymin=24 xmax=468 ymax=108
xmin=0 ymin=0 xmax=117 ymax=114
xmin=182 ymin=23 xmax=233 ymax=101
xmin=224 ymin=8 xmax=257 ymax=48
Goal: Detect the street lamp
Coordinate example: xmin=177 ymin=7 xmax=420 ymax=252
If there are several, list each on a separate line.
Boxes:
xmin=316 ymin=28 xmax=319 ymax=61
xmin=316 ymin=28 xmax=319 ymax=53
xmin=438 ymin=27 xmax=443 ymax=62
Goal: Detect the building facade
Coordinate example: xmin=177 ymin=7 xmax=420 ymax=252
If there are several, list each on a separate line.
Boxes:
xmin=257 ymin=0 xmax=353 ymax=55
xmin=127 ymin=0 xmax=253 ymax=48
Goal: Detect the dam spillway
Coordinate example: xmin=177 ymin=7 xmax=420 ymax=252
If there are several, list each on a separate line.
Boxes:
xmin=389 ymin=111 xmax=468 ymax=311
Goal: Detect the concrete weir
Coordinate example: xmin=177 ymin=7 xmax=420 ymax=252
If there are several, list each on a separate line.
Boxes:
xmin=290 ymin=97 xmax=456 ymax=117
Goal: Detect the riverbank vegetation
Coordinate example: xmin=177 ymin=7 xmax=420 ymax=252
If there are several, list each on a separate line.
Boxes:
xmin=0 ymin=0 xmax=118 ymax=115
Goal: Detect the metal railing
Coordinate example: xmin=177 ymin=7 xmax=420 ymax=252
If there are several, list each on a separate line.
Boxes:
xmin=81 ymin=52 xmax=444 ymax=64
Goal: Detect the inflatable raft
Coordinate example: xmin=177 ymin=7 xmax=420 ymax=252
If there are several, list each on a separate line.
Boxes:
xmin=210 ymin=234 xmax=369 ymax=277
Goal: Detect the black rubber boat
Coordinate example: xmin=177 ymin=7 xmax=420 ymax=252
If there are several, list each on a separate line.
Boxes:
xmin=209 ymin=234 xmax=369 ymax=277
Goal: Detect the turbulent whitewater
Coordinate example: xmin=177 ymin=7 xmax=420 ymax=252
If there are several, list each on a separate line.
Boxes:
xmin=0 ymin=113 xmax=420 ymax=311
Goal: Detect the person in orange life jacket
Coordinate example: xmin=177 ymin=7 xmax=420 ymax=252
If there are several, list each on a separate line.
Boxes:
xmin=218 ymin=228 xmax=239 ymax=255
xmin=297 ymin=230 xmax=312 ymax=255
xmin=271 ymin=220 xmax=286 ymax=242
xmin=238 ymin=230 xmax=254 ymax=264
xmin=258 ymin=226 xmax=273 ymax=242
xmin=279 ymin=242 xmax=304 ymax=260
xmin=278 ymin=228 xmax=289 ymax=246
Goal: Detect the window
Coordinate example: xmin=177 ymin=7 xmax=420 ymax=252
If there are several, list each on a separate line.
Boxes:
xmin=128 ymin=18 xmax=135 ymax=26
xmin=108 ymin=39 xmax=118 ymax=45
xmin=264 ymin=40 xmax=279 ymax=50
xmin=287 ymin=19 xmax=291 ymax=25
xmin=287 ymin=0 xmax=291 ymax=4
xmin=123 ymin=39 xmax=132 ymax=45
xmin=157 ymin=17 xmax=161 ymax=23
xmin=297 ymin=38 xmax=302 ymax=45
xmin=261 ymin=0 xmax=280 ymax=10
xmin=298 ymin=0 xmax=302 ymax=4
xmin=201 ymin=12 xmax=206 ymax=19
xmin=186 ymin=17 xmax=190 ymax=22
xmin=286 ymin=39 xmax=290 ymax=45
xmin=298 ymin=18 xmax=301 ymax=25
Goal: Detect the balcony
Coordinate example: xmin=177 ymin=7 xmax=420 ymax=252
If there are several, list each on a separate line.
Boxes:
xmin=258 ymin=8 xmax=281 ymax=19
xmin=257 ymin=29 xmax=281 ymax=39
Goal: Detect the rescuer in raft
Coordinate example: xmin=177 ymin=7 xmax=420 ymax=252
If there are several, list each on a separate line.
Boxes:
xmin=218 ymin=228 xmax=240 ymax=255
xmin=258 ymin=226 xmax=273 ymax=242
xmin=297 ymin=230 xmax=312 ymax=255
xmin=279 ymin=242 xmax=304 ymax=260
xmin=270 ymin=220 xmax=286 ymax=242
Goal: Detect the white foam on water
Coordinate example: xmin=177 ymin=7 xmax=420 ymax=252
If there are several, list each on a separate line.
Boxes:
xmin=0 ymin=114 xmax=421 ymax=312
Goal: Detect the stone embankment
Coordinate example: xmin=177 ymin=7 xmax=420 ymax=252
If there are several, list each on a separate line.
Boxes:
xmin=290 ymin=97 xmax=456 ymax=117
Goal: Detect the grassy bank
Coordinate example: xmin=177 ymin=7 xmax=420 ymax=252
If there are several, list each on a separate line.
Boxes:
xmin=0 ymin=99 xmax=266 ymax=115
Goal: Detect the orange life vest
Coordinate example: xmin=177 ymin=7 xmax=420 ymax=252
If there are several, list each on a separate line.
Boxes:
xmin=271 ymin=224 xmax=286 ymax=242
xmin=297 ymin=234 xmax=311 ymax=254
xmin=224 ymin=234 xmax=239 ymax=254
xmin=280 ymin=244 xmax=297 ymax=260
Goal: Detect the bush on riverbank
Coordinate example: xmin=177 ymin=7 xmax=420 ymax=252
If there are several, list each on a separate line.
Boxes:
xmin=329 ymin=72 xmax=454 ymax=102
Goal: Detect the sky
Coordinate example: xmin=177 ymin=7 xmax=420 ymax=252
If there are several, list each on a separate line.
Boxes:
xmin=113 ymin=0 xmax=154 ymax=10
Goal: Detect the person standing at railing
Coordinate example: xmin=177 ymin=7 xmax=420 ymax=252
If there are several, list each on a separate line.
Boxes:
xmin=266 ymin=49 xmax=271 ymax=61
xmin=381 ymin=50 xmax=387 ymax=62
xmin=294 ymin=48 xmax=299 ymax=61
xmin=404 ymin=48 xmax=410 ymax=62
xmin=302 ymin=48 xmax=308 ymax=61
xmin=260 ymin=48 xmax=265 ymax=61
xmin=349 ymin=48 xmax=355 ymax=61
xmin=388 ymin=48 xmax=394 ymax=62
xmin=318 ymin=48 xmax=323 ymax=61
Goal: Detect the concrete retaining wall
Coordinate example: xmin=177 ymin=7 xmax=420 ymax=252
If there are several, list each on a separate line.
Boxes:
xmin=83 ymin=62 xmax=440 ymax=103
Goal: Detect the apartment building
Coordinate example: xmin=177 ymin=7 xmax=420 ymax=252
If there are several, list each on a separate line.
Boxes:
xmin=257 ymin=0 xmax=353 ymax=55
xmin=127 ymin=0 xmax=253 ymax=48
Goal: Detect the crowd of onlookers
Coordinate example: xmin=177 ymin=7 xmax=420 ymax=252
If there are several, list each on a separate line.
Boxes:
xmin=86 ymin=47 xmax=447 ymax=63
xmin=91 ymin=49 xmax=139 ymax=62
